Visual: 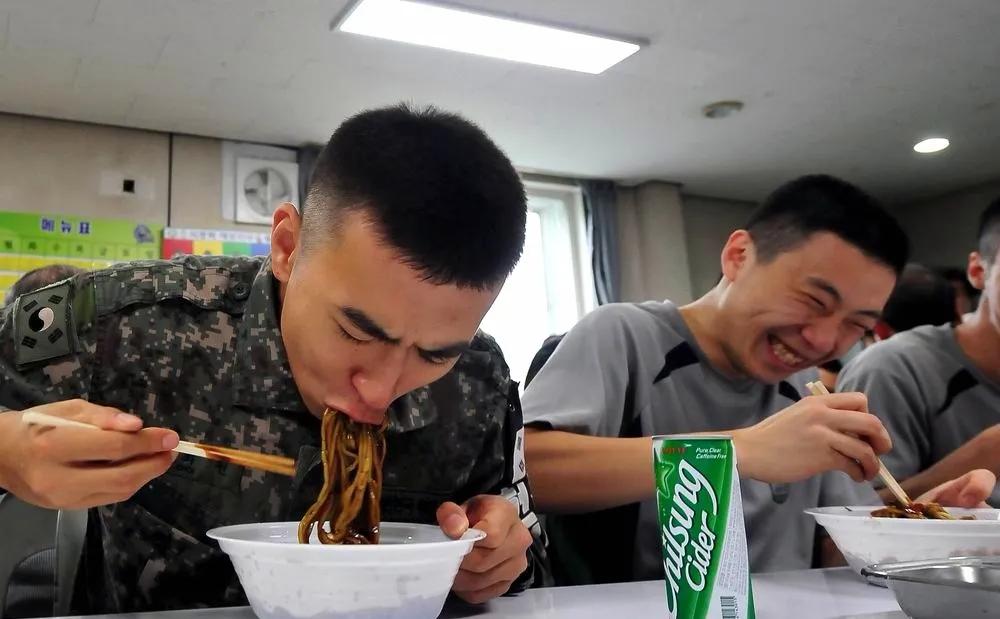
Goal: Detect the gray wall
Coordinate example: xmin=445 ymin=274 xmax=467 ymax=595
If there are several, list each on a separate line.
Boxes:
xmin=0 ymin=113 xmax=170 ymax=223
xmin=0 ymin=113 xmax=271 ymax=232
xmin=682 ymin=194 xmax=756 ymax=297
xmin=614 ymin=188 xmax=755 ymax=303
xmin=894 ymin=180 xmax=1000 ymax=268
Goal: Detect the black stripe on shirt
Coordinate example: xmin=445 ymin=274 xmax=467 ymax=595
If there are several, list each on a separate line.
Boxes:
xmin=778 ymin=380 xmax=803 ymax=403
xmin=654 ymin=342 xmax=699 ymax=384
xmin=935 ymin=368 xmax=979 ymax=418
xmin=653 ymin=342 xmax=803 ymax=405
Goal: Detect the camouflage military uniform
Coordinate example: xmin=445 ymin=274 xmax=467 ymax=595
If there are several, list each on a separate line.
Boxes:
xmin=0 ymin=255 xmax=548 ymax=613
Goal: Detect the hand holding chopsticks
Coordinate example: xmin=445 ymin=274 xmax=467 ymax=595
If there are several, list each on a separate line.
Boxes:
xmin=21 ymin=410 xmax=296 ymax=477
xmin=805 ymin=381 xmax=912 ymax=506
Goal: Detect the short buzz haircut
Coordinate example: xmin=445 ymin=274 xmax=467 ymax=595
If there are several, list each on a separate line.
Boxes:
xmin=4 ymin=264 xmax=85 ymax=306
xmin=745 ymin=174 xmax=909 ymax=275
xmin=977 ymin=196 xmax=1000 ymax=264
xmin=882 ymin=264 xmax=958 ymax=332
xmin=301 ymin=103 xmax=527 ymax=289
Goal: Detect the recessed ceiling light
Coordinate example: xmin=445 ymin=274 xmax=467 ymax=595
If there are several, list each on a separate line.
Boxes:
xmin=335 ymin=0 xmax=642 ymax=74
xmin=702 ymin=100 xmax=744 ymax=119
xmin=913 ymin=137 xmax=950 ymax=154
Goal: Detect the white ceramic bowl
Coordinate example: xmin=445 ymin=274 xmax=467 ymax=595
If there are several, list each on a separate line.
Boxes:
xmin=806 ymin=506 xmax=1000 ymax=575
xmin=207 ymin=522 xmax=484 ymax=619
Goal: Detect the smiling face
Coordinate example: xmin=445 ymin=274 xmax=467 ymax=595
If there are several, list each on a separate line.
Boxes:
xmin=270 ymin=205 xmax=500 ymax=424
xmin=714 ymin=231 xmax=897 ymax=384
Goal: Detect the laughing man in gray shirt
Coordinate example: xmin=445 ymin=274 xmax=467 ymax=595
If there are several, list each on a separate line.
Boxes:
xmin=524 ymin=175 xmax=995 ymax=582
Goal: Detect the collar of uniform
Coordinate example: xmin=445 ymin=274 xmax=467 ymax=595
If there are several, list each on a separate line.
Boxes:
xmin=386 ymin=344 xmax=500 ymax=433
xmin=231 ymin=257 xmax=306 ymax=411
xmin=387 ymin=385 xmax=439 ymax=433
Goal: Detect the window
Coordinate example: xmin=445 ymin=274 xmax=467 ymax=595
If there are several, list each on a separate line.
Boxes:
xmin=479 ymin=181 xmax=595 ymax=386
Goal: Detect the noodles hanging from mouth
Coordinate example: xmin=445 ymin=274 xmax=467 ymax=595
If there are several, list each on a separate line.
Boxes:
xmin=297 ymin=409 xmax=388 ymax=544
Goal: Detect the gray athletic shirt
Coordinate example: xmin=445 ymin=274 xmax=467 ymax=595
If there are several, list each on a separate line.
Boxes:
xmin=521 ymin=300 xmax=875 ymax=579
xmin=838 ymin=324 xmax=1000 ymax=505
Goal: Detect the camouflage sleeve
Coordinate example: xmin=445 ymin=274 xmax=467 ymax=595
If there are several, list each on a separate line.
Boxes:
xmin=0 ymin=275 xmax=98 ymax=411
xmin=459 ymin=334 xmax=552 ymax=592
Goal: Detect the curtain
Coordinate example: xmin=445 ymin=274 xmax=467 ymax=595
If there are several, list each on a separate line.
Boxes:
xmin=616 ymin=182 xmax=693 ymax=303
xmin=581 ymin=180 xmax=621 ymax=305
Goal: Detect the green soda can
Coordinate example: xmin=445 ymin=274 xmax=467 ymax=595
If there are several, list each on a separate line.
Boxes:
xmin=652 ymin=435 xmax=755 ymax=619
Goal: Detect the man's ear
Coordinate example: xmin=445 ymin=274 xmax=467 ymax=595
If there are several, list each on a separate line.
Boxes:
xmin=873 ymin=321 xmax=894 ymax=342
xmin=721 ymin=230 xmax=754 ymax=283
xmin=968 ymin=251 xmax=986 ymax=291
xmin=271 ymin=202 xmax=301 ymax=283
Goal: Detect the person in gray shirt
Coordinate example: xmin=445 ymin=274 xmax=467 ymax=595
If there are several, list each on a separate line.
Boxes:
xmin=816 ymin=264 xmax=958 ymax=390
xmin=873 ymin=264 xmax=959 ymax=338
xmin=523 ymin=175 xmax=995 ymax=583
xmin=839 ymin=198 xmax=1000 ymax=502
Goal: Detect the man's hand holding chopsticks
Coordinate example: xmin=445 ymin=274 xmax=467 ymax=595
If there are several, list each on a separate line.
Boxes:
xmin=731 ymin=392 xmax=893 ymax=484
xmin=0 ymin=399 xmax=178 ymax=509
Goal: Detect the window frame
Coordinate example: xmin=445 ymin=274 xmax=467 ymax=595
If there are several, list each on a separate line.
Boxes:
xmin=522 ymin=179 xmax=596 ymax=324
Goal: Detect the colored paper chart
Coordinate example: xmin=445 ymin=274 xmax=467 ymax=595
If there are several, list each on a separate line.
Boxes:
xmin=0 ymin=211 xmax=162 ymax=302
xmin=162 ymin=228 xmax=270 ymax=259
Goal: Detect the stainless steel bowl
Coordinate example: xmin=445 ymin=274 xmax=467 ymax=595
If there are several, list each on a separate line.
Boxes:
xmin=862 ymin=557 xmax=1000 ymax=619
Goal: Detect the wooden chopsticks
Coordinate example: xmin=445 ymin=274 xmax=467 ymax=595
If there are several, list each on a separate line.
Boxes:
xmin=805 ymin=381 xmax=912 ymax=506
xmin=21 ymin=410 xmax=296 ymax=477
xmin=172 ymin=441 xmax=296 ymax=477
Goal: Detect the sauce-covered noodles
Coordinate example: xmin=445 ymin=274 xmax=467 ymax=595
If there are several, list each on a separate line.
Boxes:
xmin=871 ymin=501 xmax=974 ymax=520
xmin=297 ymin=409 xmax=388 ymax=544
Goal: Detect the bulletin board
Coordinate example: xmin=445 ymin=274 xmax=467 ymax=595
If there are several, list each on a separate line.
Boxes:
xmin=0 ymin=211 xmax=162 ymax=301
xmin=162 ymin=227 xmax=271 ymax=259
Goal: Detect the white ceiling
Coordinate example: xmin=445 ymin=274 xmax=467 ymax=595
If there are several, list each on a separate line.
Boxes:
xmin=1 ymin=0 xmax=999 ymax=203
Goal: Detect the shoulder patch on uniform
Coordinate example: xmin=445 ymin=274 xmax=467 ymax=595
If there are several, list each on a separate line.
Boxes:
xmin=94 ymin=255 xmax=261 ymax=316
xmin=14 ymin=280 xmax=75 ymax=367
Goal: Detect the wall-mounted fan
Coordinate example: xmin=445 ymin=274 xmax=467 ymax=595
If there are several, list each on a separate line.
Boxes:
xmin=234 ymin=157 xmax=299 ymax=225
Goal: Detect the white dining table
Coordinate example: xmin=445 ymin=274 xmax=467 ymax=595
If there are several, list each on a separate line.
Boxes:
xmin=56 ymin=568 xmax=906 ymax=619
xmin=438 ymin=568 xmax=905 ymax=618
